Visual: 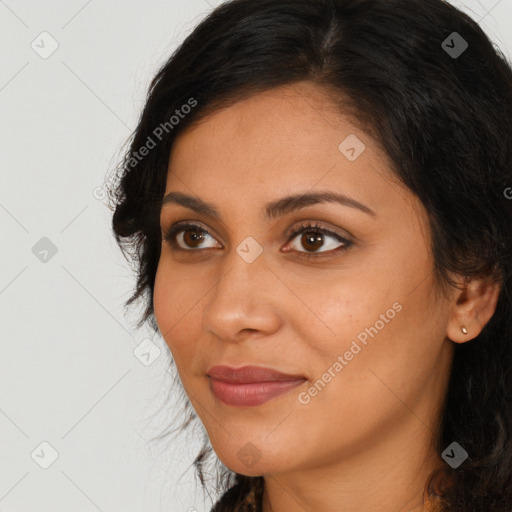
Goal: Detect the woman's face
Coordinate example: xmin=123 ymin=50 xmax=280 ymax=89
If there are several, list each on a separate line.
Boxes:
xmin=154 ymin=82 xmax=455 ymax=479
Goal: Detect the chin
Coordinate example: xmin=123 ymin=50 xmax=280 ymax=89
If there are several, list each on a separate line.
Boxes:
xmin=212 ymin=441 xmax=293 ymax=477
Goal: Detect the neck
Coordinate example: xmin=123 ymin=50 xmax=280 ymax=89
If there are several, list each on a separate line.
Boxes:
xmin=261 ymin=416 xmax=445 ymax=512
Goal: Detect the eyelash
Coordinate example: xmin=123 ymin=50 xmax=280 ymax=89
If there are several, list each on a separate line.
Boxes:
xmin=162 ymin=221 xmax=353 ymax=260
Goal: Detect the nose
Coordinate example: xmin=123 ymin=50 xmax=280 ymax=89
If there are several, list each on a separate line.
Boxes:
xmin=202 ymin=245 xmax=282 ymax=343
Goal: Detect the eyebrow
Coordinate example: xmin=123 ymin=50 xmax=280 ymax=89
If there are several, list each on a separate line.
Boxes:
xmin=161 ymin=190 xmax=376 ymax=220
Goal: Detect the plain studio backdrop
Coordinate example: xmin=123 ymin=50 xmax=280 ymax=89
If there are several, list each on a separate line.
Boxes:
xmin=0 ymin=1 xmax=511 ymax=511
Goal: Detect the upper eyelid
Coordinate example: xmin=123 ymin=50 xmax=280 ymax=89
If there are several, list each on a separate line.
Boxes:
xmin=161 ymin=221 xmax=221 ymax=248
xmin=286 ymin=224 xmax=349 ymax=244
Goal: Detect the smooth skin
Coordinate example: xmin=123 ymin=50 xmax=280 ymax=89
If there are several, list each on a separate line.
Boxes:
xmin=153 ymin=81 xmax=501 ymax=512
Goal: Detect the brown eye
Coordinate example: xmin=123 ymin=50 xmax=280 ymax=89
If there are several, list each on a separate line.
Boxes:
xmin=163 ymin=221 xmax=352 ymax=259
xmin=182 ymin=227 xmax=206 ymax=248
xmin=285 ymin=223 xmax=351 ymax=257
xmin=162 ymin=222 xmax=219 ymax=250
xmin=301 ymin=232 xmax=325 ymax=252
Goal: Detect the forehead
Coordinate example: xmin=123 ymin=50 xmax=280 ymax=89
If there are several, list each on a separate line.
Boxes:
xmin=168 ymin=82 xmax=389 ymax=182
xmin=163 ymin=82 xmax=421 ymax=229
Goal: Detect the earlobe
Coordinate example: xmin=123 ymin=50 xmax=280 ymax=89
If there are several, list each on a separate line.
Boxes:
xmin=446 ymin=276 xmax=502 ymax=344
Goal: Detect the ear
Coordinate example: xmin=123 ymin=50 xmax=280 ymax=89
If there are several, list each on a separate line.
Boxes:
xmin=446 ymin=275 xmax=502 ymax=343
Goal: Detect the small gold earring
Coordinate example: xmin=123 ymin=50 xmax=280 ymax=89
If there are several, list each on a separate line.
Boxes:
xmin=461 ymin=326 xmax=468 ymax=334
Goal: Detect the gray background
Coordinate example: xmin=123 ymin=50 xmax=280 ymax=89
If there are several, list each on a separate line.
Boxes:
xmin=0 ymin=1 xmax=511 ymax=511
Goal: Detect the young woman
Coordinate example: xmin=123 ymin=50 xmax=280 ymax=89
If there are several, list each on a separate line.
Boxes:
xmin=107 ymin=0 xmax=512 ymax=510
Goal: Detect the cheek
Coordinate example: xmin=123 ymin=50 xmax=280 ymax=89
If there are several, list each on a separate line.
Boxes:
xmin=307 ymin=293 xmax=401 ymax=385
xmin=302 ymin=261 xmax=440 ymax=393
xmin=289 ymin=269 xmax=394 ymax=354
xmin=153 ymin=264 xmax=198 ymax=358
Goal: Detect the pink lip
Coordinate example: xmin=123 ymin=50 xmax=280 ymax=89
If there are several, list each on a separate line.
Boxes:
xmin=207 ymin=365 xmax=306 ymax=407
